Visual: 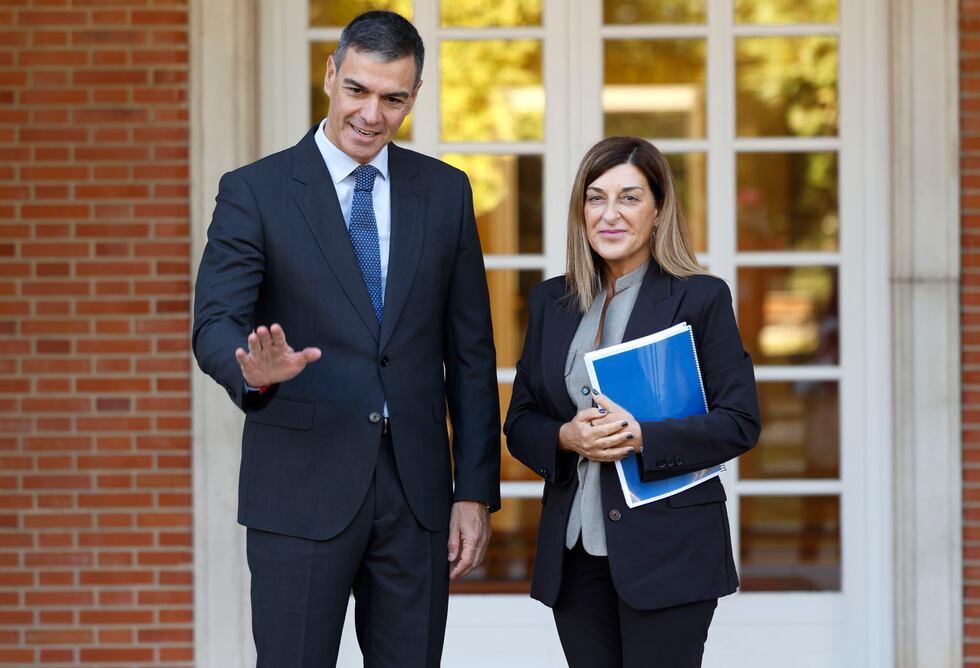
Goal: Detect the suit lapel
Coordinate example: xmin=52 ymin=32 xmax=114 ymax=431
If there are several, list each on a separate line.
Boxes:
xmin=541 ymin=285 xmax=582 ymax=420
xmin=623 ymin=262 xmax=683 ymax=341
xmin=380 ymin=145 xmax=425 ymax=351
xmin=290 ymin=128 xmax=380 ymax=342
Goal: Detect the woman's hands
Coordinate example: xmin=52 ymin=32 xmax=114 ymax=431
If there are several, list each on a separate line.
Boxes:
xmin=558 ymin=391 xmax=644 ymax=462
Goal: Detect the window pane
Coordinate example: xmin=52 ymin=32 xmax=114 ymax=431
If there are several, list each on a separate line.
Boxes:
xmin=604 ymin=40 xmax=706 ymax=139
xmin=309 ymin=0 xmax=412 ymax=27
xmin=737 ymin=266 xmax=838 ymax=365
xmin=737 ymin=152 xmax=838 ymax=251
xmin=441 ymin=41 xmax=544 ymax=142
xmin=665 ymin=152 xmax=707 ymax=253
xmin=604 ymin=0 xmax=706 ymax=24
xmin=442 ymin=154 xmax=543 ymax=254
xmin=441 ymin=0 xmax=542 ymax=27
xmin=735 ymin=0 xmax=837 ymax=24
xmin=310 ymin=41 xmax=412 ymax=141
xmin=740 ymin=495 xmax=841 ymax=591
xmin=498 ymin=383 xmax=539 ymax=481
xmin=736 ymin=36 xmax=838 ymax=137
xmin=487 ymin=270 xmax=541 ymax=368
xmin=452 ymin=496 xmax=539 ymax=592
xmin=740 ymin=381 xmax=839 ymax=479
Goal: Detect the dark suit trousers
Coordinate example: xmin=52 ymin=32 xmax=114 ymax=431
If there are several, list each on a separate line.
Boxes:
xmin=246 ymin=432 xmax=450 ymax=667
xmin=552 ymin=541 xmax=717 ymax=668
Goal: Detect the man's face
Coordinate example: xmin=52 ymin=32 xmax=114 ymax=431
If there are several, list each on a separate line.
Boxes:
xmin=323 ymin=48 xmax=420 ymax=164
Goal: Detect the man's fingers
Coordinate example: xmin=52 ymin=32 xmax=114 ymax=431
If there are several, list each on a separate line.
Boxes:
xmin=447 ymin=529 xmax=460 ymax=562
xmin=247 ymin=331 xmax=261 ymax=355
xmin=450 ymin=539 xmax=477 ymax=579
xmin=256 ymin=326 xmax=273 ymax=350
xmin=300 ymin=347 xmax=322 ymax=362
xmin=235 ymin=348 xmax=249 ymax=366
xmin=270 ymin=323 xmax=287 ymax=348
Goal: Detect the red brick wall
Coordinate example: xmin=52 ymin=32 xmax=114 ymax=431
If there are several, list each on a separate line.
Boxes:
xmin=0 ymin=1 xmax=192 ymax=664
xmin=967 ymin=2 xmax=980 ymax=665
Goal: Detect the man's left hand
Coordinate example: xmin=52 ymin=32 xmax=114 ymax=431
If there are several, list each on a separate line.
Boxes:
xmin=447 ymin=500 xmax=491 ymax=580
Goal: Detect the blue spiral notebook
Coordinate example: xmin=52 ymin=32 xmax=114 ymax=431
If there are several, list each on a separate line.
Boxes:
xmin=584 ymin=322 xmax=725 ymax=508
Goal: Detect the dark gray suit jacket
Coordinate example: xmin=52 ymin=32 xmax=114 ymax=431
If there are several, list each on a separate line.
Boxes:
xmin=193 ymin=127 xmax=501 ymax=540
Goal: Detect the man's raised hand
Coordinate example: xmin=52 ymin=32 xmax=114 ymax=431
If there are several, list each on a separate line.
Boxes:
xmin=234 ymin=323 xmax=321 ymax=388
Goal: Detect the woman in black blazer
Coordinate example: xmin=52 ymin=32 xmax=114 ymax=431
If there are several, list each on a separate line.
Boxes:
xmin=504 ymin=136 xmax=760 ymax=667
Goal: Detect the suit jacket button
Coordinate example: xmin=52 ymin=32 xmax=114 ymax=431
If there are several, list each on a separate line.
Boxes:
xmin=675 ymin=456 xmax=683 ymax=466
xmin=666 ymin=457 xmax=675 ymax=467
xmin=608 ymin=509 xmax=621 ymax=521
xmin=580 ymin=386 xmax=590 ymax=396
xmin=368 ymin=411 xmax=382 ymax=424
xmin=656 ymin=459 xmax=666 ymax=468
xmin=380 ymin=356 xmax=390 ymax=367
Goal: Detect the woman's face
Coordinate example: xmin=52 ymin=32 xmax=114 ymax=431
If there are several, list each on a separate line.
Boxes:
xmin=584 ymin=163 xmax=658 ymax=279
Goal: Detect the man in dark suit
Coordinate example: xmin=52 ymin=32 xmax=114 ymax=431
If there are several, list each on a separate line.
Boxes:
xmin=192 ymin=11 xmax=500 ymax=667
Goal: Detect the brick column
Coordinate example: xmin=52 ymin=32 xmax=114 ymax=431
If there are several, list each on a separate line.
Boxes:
xmin=0 ymin=2 xmax=193 ymax=665
xmin=966 ymin=2 xmax=980 ymax=665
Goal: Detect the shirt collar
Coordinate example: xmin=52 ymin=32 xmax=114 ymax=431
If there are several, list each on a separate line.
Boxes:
xmin=611 ymin=258 xmax=650 ymax=293
xmin=314 ymin=118 xmax=389 ymax=184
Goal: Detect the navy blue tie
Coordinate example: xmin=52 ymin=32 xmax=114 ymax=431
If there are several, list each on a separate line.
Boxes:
xmin=349 ymin=164 xmax=383 ymax=324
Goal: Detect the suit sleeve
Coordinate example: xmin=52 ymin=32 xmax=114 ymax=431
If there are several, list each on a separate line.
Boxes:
xmin=443 ymin=173 xmax=502 ymax=510
xmin=503 ymin=285 xmax=578 ymax=486
xmin=192 ymin=171 xmax=266 ymax=411
xmin=637 ymin=279 xmax=761 ymax=480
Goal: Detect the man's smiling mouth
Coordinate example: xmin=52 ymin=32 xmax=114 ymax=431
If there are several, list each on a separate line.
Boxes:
xmin=350 ymin=124 xmax=380 ymax=137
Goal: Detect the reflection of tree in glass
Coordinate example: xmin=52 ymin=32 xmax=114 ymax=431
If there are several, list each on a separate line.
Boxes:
xmin=603 ymin=0 xmax=705 ymax=24
xmin=441 ymin=0 xmax=541 ymax=27
xmin=737 ymin=152 xmax=837 ymax=251
xmin=441 ymin=40 xmax=544 ymax=142
xmin=736 ymin=36 xmax=838 ymax=137
xmin=443 ymin=155 xmax=543 ymax=255
xmin=604 ymin=39 xmax=706 ymax=139
xmin=444 ymin=154 xmax=508 ymax=220
xmin=735 ymin=0 xmax=837 ymax=24
xmin=309 ymin=0 xmax=412 ymax=27
xmin=664 ymin=154 xmax=707 ymax=253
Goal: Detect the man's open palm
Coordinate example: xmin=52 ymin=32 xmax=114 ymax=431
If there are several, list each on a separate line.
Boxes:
xmin=235 ymin=323 xmax=321 ymax=388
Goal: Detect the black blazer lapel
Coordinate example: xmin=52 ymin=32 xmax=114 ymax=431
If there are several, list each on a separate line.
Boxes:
xmin=290 ymin=128 xmax=380 ymax=342
xmin=541 ymin=288 xmax=582 ymax=420
xmin=380 ymin=144 xmax=425 ymax=351
xmin=624 ymin=262 xmax=683 ymax=341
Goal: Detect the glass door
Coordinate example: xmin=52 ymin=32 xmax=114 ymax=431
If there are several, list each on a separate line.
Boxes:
xmin=260 ymin=0 xmax=889 ymax=664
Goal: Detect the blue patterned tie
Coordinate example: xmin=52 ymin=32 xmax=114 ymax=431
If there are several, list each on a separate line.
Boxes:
xmin=349 ymin=164 xmax=383 ymax=323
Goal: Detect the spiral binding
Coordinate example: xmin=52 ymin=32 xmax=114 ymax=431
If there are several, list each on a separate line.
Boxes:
xmin=686 ymin=324 xmax=709 ymax=413
xmin=686 ymin=325 xmax=726 ymax=473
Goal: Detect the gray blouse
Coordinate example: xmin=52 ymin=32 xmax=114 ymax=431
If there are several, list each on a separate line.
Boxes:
xmin=563 ymin=259 xmax=649 ymax=555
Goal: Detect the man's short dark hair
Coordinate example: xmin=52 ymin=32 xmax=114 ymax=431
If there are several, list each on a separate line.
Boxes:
xmin=333 ymin=11 xmax=424 ymax=87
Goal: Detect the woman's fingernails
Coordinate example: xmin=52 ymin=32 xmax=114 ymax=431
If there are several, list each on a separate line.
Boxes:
xmin=626 ymin=432 xmax=634 ymax=440
xmin=598 ymin=408 xmax=606 ymax=414
xmin=626 ymin=447 xmax=635 ymax=454
xmin=620 ymin=421 xmax=628 ymax=427
xmin=591 ymin=388 xmax=599 ymax=395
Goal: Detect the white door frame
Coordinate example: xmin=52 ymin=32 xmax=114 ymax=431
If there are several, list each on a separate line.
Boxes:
xmin=189 ymin=0 xmax=961 ymax=665
xmin=890 ymin=0 xmax=963 ymax=665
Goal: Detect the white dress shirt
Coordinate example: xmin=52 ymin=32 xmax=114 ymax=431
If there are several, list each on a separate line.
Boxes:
xmin=314 ymin=118 xmax=391 ymax=297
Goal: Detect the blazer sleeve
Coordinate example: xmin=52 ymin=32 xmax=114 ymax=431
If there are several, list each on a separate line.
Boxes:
xmin=637 ymin=279 xmax=761 ymax=480
xmin=191 ymin=170 xmax=266 ymax=412
xmin=442 ymin=173 xmax=502 ymax=510
xmin=503 ymin=285 xmax=578 ymax=486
